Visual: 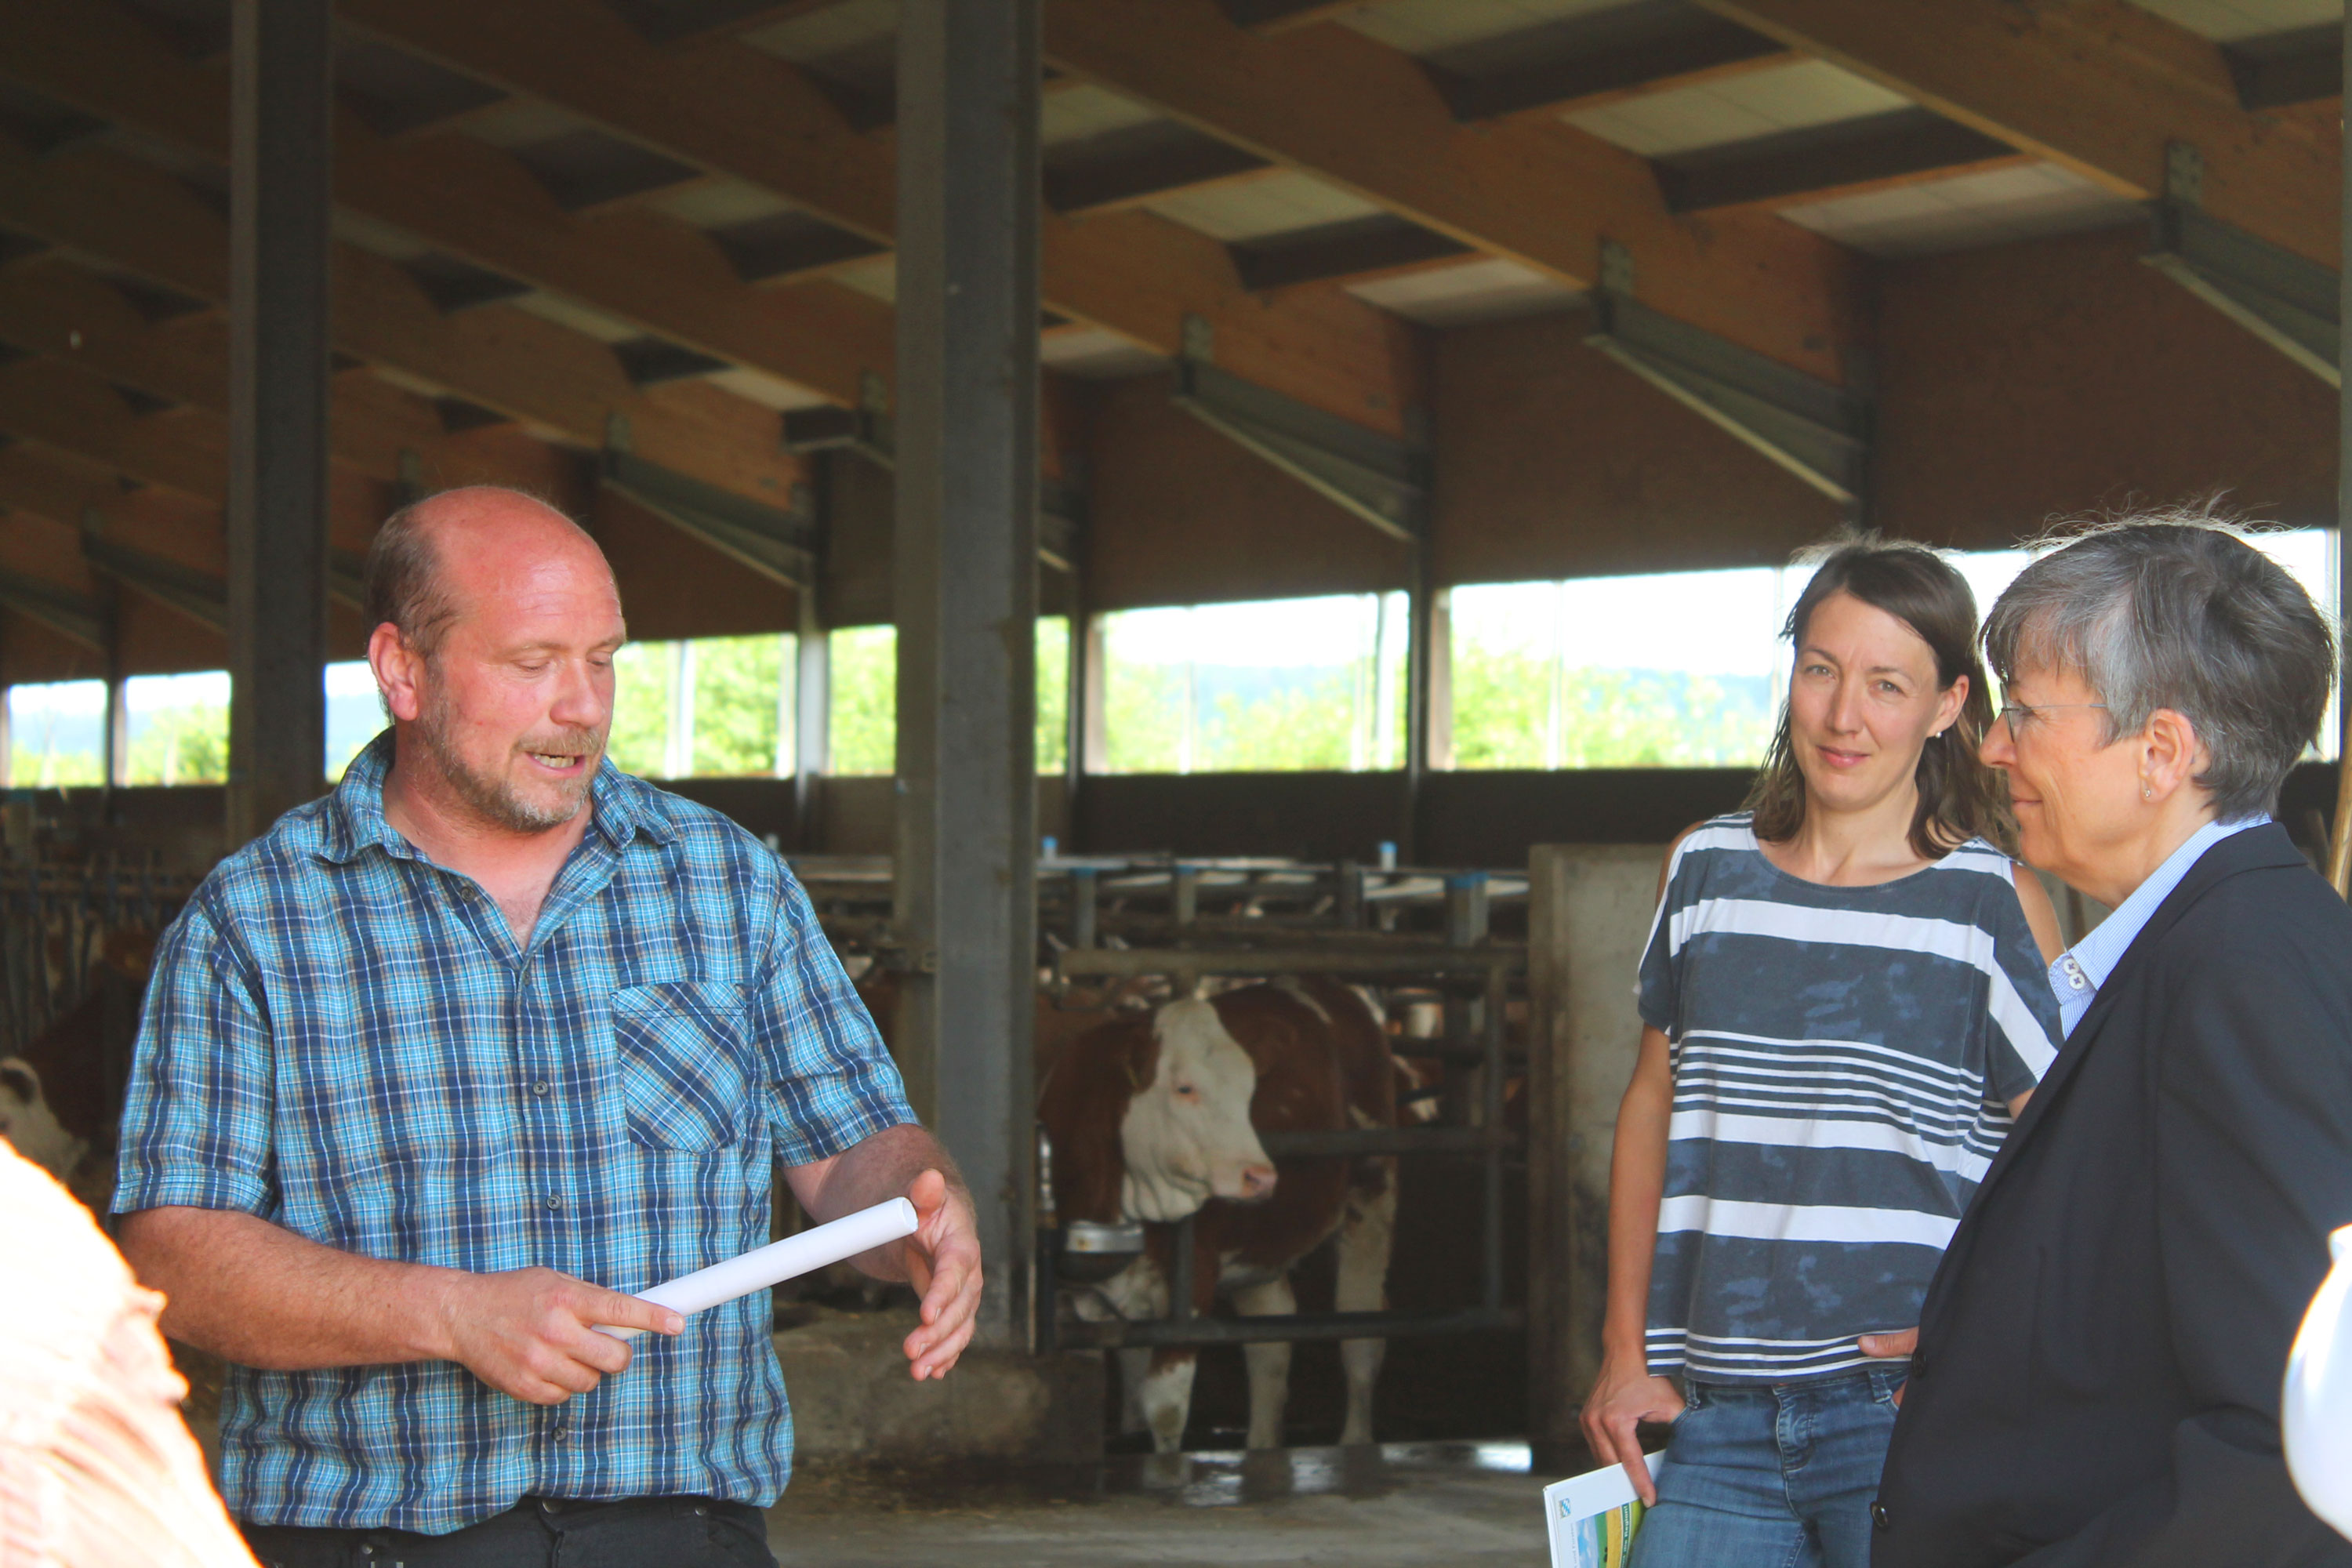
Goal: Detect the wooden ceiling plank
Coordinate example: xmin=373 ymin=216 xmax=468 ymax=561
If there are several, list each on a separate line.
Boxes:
xmin=1692 ymin=0 xmax=2341 ymax=267
xmin=0 ymin=257 xmax=452 ymax=482
xmin=0 ymin=0 xmax=892 ymax=405
xmin=338 ymin=0 xmax=1425 ymax=431
xmin=1040 ymin=0 xmax=1867 ymax=382
xmin=0 ymin=356 xmax=227 ymax=506
xmin=0 ymin=138 xmax=807 ymax=511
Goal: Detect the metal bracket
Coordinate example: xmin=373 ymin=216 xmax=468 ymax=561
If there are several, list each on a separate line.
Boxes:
xmin=781 ymin=403 xmax=896 ymax=470
xmin=0 ymin=568 xmax=106 ymax=649
xmin=1584 ymin=290 xmax=1871 ymax=507
xmin=2144 ymin=197 xmax=2338 ymax=386
xmin=1170 ymin=358 xmax=1430 ymax=541
xmin=597 ymin=446 xmax=818 ymax=590
xmin=80 ymin=532 xmax=227 ymax=633
xmin=2165 ymin=140 xmax=2205 ymax=207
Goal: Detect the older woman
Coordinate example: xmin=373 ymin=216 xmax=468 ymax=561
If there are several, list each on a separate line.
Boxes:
xmin=1873 ymin=516 xmax=2352 ymax=1568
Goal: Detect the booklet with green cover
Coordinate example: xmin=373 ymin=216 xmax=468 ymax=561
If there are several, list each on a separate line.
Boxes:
xmin=1544 ymin=1452 xmax=1663 ymax=1568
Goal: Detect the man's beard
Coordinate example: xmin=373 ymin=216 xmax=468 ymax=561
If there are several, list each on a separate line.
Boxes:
xmin=414 ymin=687 xmax=602 ymax=834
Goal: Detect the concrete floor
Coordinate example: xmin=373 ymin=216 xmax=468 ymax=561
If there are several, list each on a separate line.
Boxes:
xmin=765 ymin=1443 xmax=1552 ymax=1566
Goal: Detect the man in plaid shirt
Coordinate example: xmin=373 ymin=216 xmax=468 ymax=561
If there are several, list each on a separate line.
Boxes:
xmin=113 ymin=487 xmax=980 ymax=1567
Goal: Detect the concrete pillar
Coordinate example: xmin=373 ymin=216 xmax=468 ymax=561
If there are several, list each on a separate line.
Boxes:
xmin=892 ymin=0 xmax=1041 ymax=1345
xmin=226 ymin=0 xmax=330 ymax=844
xmin=1526 ymin=843 xmax=1667 ymax=1472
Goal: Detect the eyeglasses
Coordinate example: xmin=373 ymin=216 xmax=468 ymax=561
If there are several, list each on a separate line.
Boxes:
xmin=1997 ymin=700 xmax=2108 ymax=731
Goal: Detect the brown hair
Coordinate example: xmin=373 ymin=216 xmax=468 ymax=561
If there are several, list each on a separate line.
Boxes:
xmin=362 ymin=496 xmax=463 ymax=659
xmin=1744 ymin=536 xmax=2013 ymax=858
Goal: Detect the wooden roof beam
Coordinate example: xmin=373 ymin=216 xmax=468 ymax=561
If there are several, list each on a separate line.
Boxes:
xmin=1690 ymin=0 xmax=2341 ymax=267
xmin=337 ymin=0 xmax=1425 ymax=433
xmin=0 ymin=0 xmax=895 ymax=405
xmin=0 ymin=137 xmax=808 ymax=511
xmin=1040 ymin=0 xmax=1868 ymax=383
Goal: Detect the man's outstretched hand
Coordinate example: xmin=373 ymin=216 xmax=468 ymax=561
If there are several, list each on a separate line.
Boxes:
xmin=898 ymin=1167 xmax=982 ymax=1381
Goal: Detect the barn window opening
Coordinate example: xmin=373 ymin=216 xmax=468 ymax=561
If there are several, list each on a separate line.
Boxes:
xmin=822 ymin=618 xmax=1071 ymax=779
xmin=1095 ymin=592 xmax=1408 ymax=775
xmin=606 ymin=633 xmax=797 ymax=781
xmin=1445 ymin=568 xmax=1802 ymax=770
xmin=3 ymin=679 xmax=107 ymax=788
xmin=1443 ymin=528 xmax=2340 ymax=771
xmin=122 ymin=671 xmax=230 ymax=786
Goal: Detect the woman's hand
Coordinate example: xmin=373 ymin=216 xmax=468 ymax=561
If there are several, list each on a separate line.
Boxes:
xmin=1581 ymin=1354 xmax=1686 ymax=1504
xmin=1860 ymin=1327 xmax=1918 ymax=1406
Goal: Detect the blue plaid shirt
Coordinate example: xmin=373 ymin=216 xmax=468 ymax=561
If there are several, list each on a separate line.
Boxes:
xmin=114 ymin=733 xmax=913 ymax=1534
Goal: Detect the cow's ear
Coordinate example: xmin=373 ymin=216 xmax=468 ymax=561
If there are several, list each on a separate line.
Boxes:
xmin=0 ymin=1058 xmax=40 ymax=1103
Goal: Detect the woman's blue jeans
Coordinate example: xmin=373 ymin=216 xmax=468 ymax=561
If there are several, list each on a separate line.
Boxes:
xmin=1627 ymin=1368 xmax=1903 ymax=1568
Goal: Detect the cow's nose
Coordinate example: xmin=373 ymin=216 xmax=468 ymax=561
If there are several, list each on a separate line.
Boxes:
xmin=1239 ymin=1163 xmax=1278 ymax=1202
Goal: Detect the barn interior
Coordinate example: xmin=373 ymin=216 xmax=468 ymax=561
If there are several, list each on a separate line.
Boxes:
xmin=0 ymin=0 xmax=2347 ymax=1561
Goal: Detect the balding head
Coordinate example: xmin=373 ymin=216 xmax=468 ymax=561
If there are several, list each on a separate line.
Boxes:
xmin=363 ymin=486 xmax=612 ymax=658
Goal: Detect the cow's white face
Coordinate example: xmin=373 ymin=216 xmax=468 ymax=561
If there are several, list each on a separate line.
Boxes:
xmin=1118 ymin=999 xmax=1276 ymax=1223
xmin=0 ymin=1058 xmax=85 ymax=1181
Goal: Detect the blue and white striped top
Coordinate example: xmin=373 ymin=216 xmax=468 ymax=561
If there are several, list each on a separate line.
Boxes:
xmin=1635 ymin=812 xmax=2063 ymax=1384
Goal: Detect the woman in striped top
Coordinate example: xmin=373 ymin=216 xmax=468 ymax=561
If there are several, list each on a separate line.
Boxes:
xmin=1581 ymin=539 xmax=2066 ymax=1568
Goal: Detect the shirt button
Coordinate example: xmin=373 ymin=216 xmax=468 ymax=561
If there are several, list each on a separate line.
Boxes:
xmin=551 ymin=1425 xmax=568 ymax=1442
xmin=532 ymin=1080 xmax=551 ymax=1096
xmin=543 ymin=1195 xmax=561 ymax=1211
xmin=1872 ymin=1502 xmax=1891 ymax=1531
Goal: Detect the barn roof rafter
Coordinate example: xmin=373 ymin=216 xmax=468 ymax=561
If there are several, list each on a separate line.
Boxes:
xmin=0 ymin=0 xmax=896 ymax=408
xmin=1036 ymin=0 xmax=1872 ymax=384
xmin=0 ymin=136 xmax=808 ymax=512
xmin=1692 ymin=0 xmax=2343 ymax=267
xmin=335 ymin=0 xmax=1425 ymax=434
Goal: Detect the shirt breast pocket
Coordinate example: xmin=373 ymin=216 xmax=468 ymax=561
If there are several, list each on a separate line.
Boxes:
xmin=612 ymin=982 xmax=754 ymax=1151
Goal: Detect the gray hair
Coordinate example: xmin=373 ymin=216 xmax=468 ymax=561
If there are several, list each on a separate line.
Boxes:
xmin=1982 ymin=508 xmax=2338 ymax=820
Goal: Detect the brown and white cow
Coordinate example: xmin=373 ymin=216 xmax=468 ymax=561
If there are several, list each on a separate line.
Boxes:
xmin=1039 ymin=977 xmax=1398 ymax=1453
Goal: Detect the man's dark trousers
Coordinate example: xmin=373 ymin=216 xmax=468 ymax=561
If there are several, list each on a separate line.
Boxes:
xmin=241 ymin=1494 xmax=775 ymax=1568
xmin=1871 ymin=826 xmax=2352 ymax=1567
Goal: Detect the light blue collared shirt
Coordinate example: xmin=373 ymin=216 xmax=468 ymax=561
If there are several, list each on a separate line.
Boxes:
xmin=2049 ymin=815 xmax=2270 ymax=1036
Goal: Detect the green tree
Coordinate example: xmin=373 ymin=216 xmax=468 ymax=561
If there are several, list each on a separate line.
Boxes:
xmin=829 ymin=626 xmax=896 ymax=775
xmin=1202 ymin=675 xmax=1355 ymax=771
xmin=605 ymin=641 xmax=670 ymax=777
xmin=125 ymin=702 xmax=230 ymax=786
xmin=691 ymin=633 xmax=789 ymax=777
xmin=1035 ymin=617 xmax=1068 ymax=775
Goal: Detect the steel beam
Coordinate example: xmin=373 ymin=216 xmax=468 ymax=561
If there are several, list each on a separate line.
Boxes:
xmin=893 ymin=0 xmax=1042 ymax=1347
xmin=2146 ymin=195 xmax=2339 ymax=387
xmin=1170 ymin=354 xmax=1429 ymax=541
xmin=784 ymin=404 xmax=1084 ymax=569
xmin=82 ymin=534 xmax=227 ymax=634
xmin=1585 ymin=278 xmax=1869 ymax=509
xmin=227 ymin=0 xmax=331 ymax=841
xmin=598 ymin=440 xmax=818 ymax=589
xmin=0 ymin=568 xmax=104 ymax=649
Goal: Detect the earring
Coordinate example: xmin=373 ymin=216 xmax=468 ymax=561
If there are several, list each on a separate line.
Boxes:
xmin=2142 ymin=783 xmax=2153 ymax=800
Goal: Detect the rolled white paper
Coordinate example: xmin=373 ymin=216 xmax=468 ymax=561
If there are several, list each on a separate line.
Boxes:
xmin=593 ymin=1196 xmax=920 ymax=1340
